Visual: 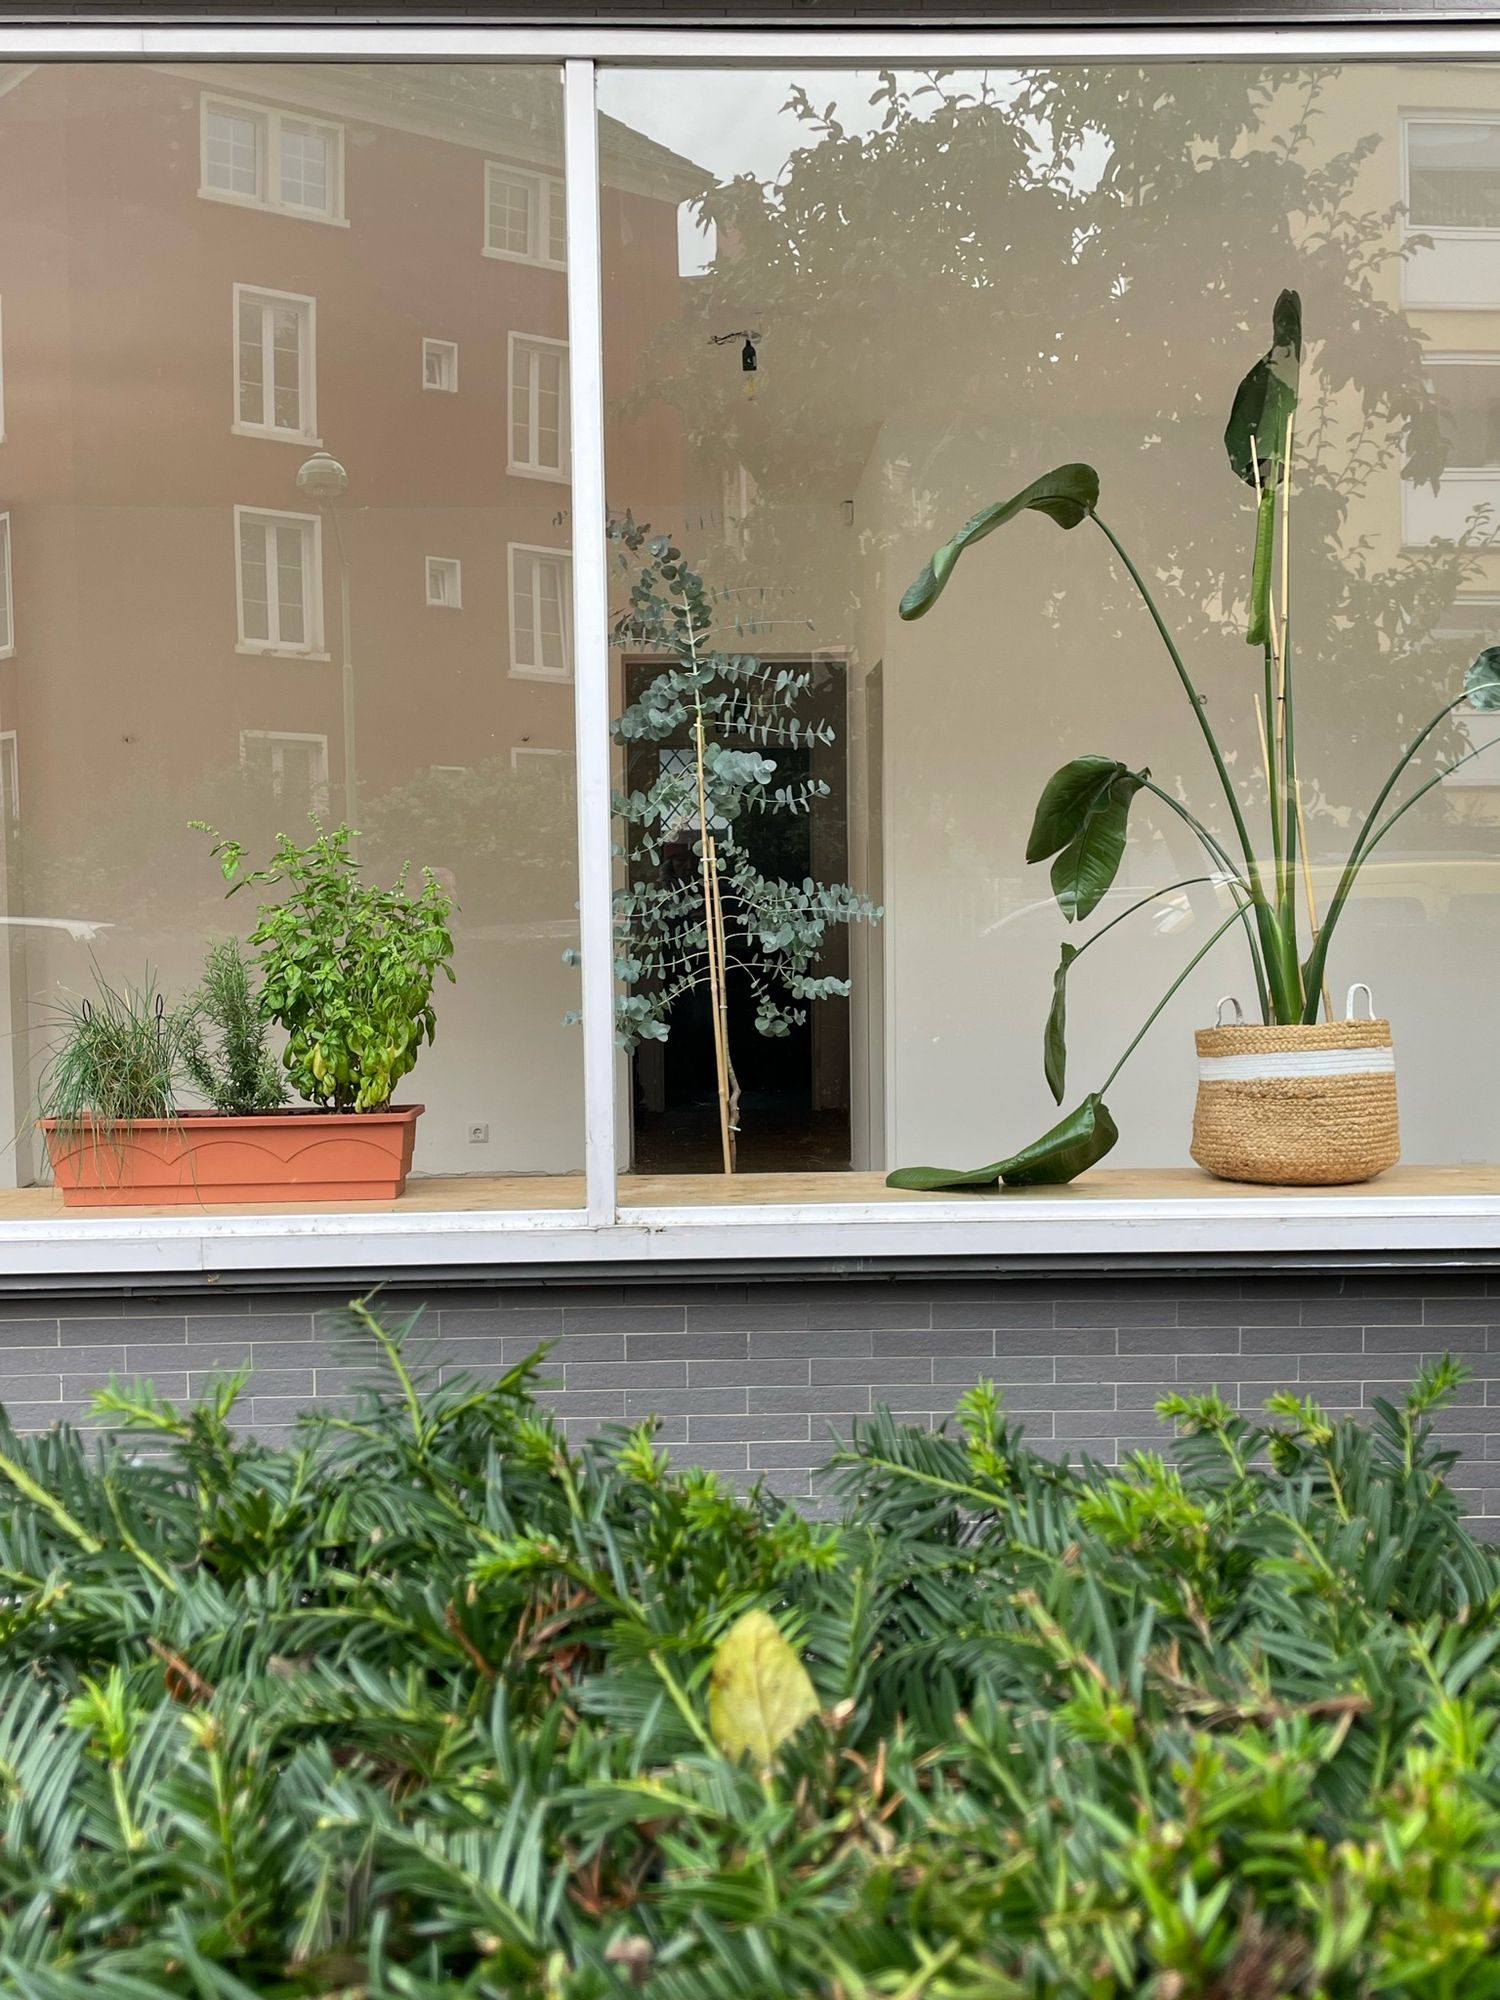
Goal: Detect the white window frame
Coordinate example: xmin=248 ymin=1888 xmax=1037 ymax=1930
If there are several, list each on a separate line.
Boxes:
xmin=425 ymin=555 xmax=463 ymax=609
xmin=511 ymin=745 xmax=569 ymax=768
xmin=12 ymin=26 xmax=1500 ymax=1272
xmin=199 ymin=91 xmax=348 ymax=226
xmin=484 ymin=160 xmax=566 ymax=268
xmin=508 ymin=331 xmax=570 ymax=480
xmin=422 ymin=337 xmax=459 ymax=392
xmin=233 ymin=505 xmax=325 ymax=658
xmin=508 ymin=542 xmax=574 ymax=681
xmin=0 ymin=512 xmax=12 ymax=660
xmin=231 ymin=284 xmax=318 ymax=442
xmin=239 ymin=729 xmax=330 ymax=809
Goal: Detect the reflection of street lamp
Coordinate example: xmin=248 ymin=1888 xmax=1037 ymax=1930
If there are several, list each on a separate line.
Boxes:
xmin=296 ymin=451 xmax=356 ymax=829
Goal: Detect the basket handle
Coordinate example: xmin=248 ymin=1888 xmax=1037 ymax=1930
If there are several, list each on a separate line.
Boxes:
xmin=1346 ymin=982 xmax=1375 ymax=1020
xmin=1214 ymin=995 xmax=1244 ymax=1027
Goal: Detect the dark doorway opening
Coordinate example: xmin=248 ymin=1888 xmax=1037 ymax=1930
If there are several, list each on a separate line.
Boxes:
xmin=625 ymin=656 xmax=852 ymax=1174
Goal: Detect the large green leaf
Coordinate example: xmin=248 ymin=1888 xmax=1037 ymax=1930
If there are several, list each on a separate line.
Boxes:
xmin=898 ymin=463 xmax=1099 ymax=621
xmin=1465 ymin=647 xmax=1500 ymax=712
xmin=1027 ymin=756 xmax=1148 ymax=922
xmin=1043 ymin=942 xmax=1079 ymax=1106
xmin=1224 ymin=288 xmax=1302 ymax=488
xmin=885 ymin=1093 xmax=1119 ymax=1192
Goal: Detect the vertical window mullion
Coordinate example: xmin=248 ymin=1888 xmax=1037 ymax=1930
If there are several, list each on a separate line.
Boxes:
xmin=563 ymin=56 xmax=616 ymax=1227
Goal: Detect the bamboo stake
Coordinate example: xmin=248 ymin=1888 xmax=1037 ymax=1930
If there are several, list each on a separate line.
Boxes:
xmin=1293 ymin=779 xmax=1334 ymax=1022
xmin=684 ymin=602 xmax=735 ymax=1176
xmin=692 ymin=728 xmax=734 ymax=1177
xmin=705 ymin=838 xmax=740 ymax=1170
xmin=1275 ymin=406 xmax=1294 ymax=769
xmin=1254 ymin=691 xmax=1273 ymax=807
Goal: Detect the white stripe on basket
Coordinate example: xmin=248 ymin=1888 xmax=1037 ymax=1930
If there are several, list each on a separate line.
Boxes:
xmin=1198 ymin=1047 xmax=1395 ymax=1083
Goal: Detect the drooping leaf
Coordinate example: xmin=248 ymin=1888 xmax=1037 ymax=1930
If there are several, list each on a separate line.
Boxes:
xmin=708 ymin=1609 xmax=819 ymax=1767
xmin=885 ymin=1093 xmax=1119 ymax=1192
xmin=1027 ymin=758 xmax=1148 ymax=922
xmin=1465 ymin=646 xmax=1500 ymax=712
xmin=1224 ymin=288 xmax=1302 ymax=489
xmin=1027 ymin=755 xmax=1123 ymax=863
xmin=898 ymin=463 xmax=1099 ymax=621
xmin=1044 ymin=942 xmax=1080 ymax=1106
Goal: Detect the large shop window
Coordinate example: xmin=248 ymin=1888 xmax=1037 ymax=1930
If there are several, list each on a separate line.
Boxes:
xmin=597 ymin=61 xmax=1500 ymax=1184
xmin=0 ymin=63 xmax=592 ymax=1200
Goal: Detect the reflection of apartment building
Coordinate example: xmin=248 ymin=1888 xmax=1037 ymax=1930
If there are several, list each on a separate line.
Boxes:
xmin=0 ymin=62 xmax=697 ymax=1180
xmin=0 ymin=61 xmax=694 ymax=856
xmin=1401 ymin=96 xmax=1500 ymax=574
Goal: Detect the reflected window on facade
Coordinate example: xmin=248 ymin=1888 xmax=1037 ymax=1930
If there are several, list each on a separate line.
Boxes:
xmin=0 ymin=63 xmax=597 ymax=1193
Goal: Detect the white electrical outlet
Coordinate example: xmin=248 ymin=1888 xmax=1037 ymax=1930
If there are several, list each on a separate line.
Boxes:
xmin=468 ymin=1123 xmax=489 ymax=1144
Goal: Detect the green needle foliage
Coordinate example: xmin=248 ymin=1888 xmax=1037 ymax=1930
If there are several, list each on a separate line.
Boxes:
xmin=38 ymin=965 xmax=188 ymax=1129
xmin=179 ymin=940 xmax=287 ymax=1116
xmin=1 ymin=1313 xmax=1499 ymax=1996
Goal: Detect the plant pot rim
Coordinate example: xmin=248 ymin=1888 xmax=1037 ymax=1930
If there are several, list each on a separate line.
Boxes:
xmin=39 ymin=1103 xmax=425 ymax=1133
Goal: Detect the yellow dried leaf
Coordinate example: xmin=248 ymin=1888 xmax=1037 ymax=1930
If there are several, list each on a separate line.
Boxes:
xmin=708 ymin=1609 xmax=818 ymax=1767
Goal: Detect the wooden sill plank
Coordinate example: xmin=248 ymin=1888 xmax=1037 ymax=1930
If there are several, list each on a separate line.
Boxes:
xmin=0 ymin=1163 xmax=1495 ymax=1221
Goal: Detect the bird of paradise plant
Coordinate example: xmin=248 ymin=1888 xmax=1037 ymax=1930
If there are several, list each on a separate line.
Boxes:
xmin=889 ymin=290 xmax=1500 ymax=1190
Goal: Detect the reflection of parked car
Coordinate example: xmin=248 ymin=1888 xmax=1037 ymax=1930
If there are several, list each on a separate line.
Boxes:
xmin=982 ymin=880 xmax=1205 ymax=942
xmin=0 ymin=917 xmax=113 ymax=943
xmin=982 ymin=850 xmax=1500 ymax=949
xmin=1301 ymin=852 xmax=1500 ymax=930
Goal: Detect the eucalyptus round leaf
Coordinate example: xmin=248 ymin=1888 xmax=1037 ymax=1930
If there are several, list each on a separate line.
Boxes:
xmin=1465 ymin=647 xmax=1500 ymax=713
xmin=899 ymin=463 xmax=1099 ymax=622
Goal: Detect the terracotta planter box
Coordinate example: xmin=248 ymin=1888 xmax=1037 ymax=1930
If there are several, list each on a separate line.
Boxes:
xmin=39 ymin=1105 xmax=424 ymax=1207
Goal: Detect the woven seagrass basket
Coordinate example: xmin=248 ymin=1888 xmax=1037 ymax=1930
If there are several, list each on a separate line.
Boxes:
xmin=1190 ymin=986 xmax=1400 ymax=1186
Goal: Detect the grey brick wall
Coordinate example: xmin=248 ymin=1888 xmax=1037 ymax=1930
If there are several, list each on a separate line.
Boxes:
xmin=3 ymin=1269 xmax=1500 ymax=1515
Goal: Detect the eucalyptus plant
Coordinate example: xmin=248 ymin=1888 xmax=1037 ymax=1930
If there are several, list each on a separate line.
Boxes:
xmin=890 ymin=291 xmax=1500 ymax=1190
xmin=597 ymin=518 xmax=881 ymax=1171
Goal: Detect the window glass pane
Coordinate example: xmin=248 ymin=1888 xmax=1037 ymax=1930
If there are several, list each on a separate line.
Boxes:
xmin=1431 ymin=363 xmax=1500 ymax=466
xmin=1409 ymin=120 xmax=1500 ymax=229
xmin=600 ymin=62 xmax=1500 ymax=1182
xmin=206 ymin=107 xmax=259 ymax=197
xmin=236 ymin=294 xmax=264 ymax=425
xmin=0 ymin=65 xmax=578 ymax=1206
xmin=512 ymin=549 xmax=537 ymax=663
xmin=0 ymin=519 xmax=11 ymax=652
xmin=238 ymin=517 xmax=269 ymax=643
xmin=537 ymin=347 xmax=564 ymax=470
xmin=547 ymin=180 xmax=567 ymax=266
xmin=511 ymin=341 xmax=533 ymax=462
xmin=279 ymin=121 xmax=330 ymax=212
xmin=271 ymin=304 xmax=302 ymax=431
xmin=487 ymin=166 xmax=533 ymax=256
xmin=273 ymin=522 xmax=306 ymax=646
xmin=537 ymin=556 xmax=565 ymax=673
